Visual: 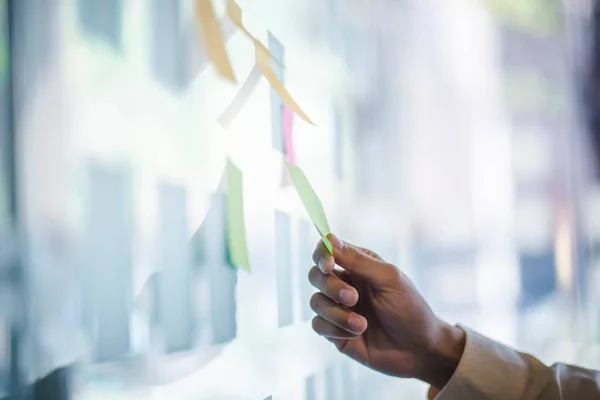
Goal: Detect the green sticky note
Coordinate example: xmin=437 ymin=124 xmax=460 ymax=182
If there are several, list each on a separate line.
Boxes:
xmin=285 ymin=162 xmax=333 ymax=254
xmin=226 ymin=159 xmax=250 ymax=271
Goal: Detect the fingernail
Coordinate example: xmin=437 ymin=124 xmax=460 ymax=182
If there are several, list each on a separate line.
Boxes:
xmin=328 ymin=234 xmax=343 ymax=250
xmin=348 ymin=315 xmax=367 ymax=334
xmin=339 ymin=288 xmax=358 ymax=306
xmin=317 ymin=255 xmax=328 ymax=272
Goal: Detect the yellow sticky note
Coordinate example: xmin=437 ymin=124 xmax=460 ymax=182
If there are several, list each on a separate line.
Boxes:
xmin=225 ymin=0 xmax=252 ymax=38
xmin=255 ymin=41 xmax=314 ymax=125
xmin=225 ymin=0 xmax=314 ymax=125
xmin=194 ymin=0 xmax=236 ymax=82
xmin=226 ymin=0 xmax=286 ymax=70
xmin=226 ymin=159 xmax=250 ymax=270
xmin=285 ymin=162 xmax=333 ymax=254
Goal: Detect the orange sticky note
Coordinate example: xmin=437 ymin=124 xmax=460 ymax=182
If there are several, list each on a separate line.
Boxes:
xmin=194 ymin=0 xmax=236 ymax=82
xmin=255 ymin=40 xmax=314 ymax=125
xmin=225 ymin=0 xmax=314 ymax=125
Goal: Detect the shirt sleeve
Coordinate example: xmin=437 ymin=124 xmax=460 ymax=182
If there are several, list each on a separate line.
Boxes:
xmin=433 ymin=326 xmax=600 ymax=400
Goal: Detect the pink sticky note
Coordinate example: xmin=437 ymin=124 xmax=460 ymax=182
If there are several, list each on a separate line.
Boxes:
xmin=283 ymin=105 xmax=295 ymax=163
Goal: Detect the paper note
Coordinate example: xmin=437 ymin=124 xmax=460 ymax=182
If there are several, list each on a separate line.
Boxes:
xmin=255 ymin=40 xmax=314 ymax=125
xmin=225 ymin=0 xmax=284 ymax=70
xmin=194 ymin=0 xmax=236 ymax=82
xmin=226 ymin=159 xmax=250 ymax=270
xmin=225 ymin=0 xmax=314 ymax=125
xmin=225 ymin=0 xmax=253 ymax=39
xmin=224 ymin=0 xmax=284 ymax=69
xmin=282 ymin=105 xmax=295 ymax=163
xmin=217 ymin=64 xmax=263 ymax=128
xmin=285 ymin=162 xmax=333 ymax=254
xmin=192 ymin=16 xmax=237 ymax=75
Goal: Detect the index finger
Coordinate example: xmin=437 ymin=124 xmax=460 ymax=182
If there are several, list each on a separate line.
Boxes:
xmin=312 ymin=240 xmax=335 ymax=274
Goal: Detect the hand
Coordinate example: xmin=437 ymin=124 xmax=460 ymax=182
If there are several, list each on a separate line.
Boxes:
xmin=308 ymin=234 xmax=465 ymax=389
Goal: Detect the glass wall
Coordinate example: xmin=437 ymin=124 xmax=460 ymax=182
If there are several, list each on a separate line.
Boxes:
xmin=3 ymin=0 xmax=600 ymax=399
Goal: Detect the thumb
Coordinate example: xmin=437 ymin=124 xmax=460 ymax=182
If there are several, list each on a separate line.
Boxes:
xmin=328 ymin=234 xmax=388 ymax=285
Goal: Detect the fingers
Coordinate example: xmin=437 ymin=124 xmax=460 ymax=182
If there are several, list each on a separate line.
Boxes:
xmin=308 ymin=266 xmax=359 ymax=307
xmin=310 ymin=293 xmax=367 ymax=335
xmin=327 ymin=234 xmax=391 ymax=285
xmin=358 ymin=247 xmax=383 ymax=261
xmin=312 ymin=234 xmax=395 ymax=287
xmin=312 ymin=316 xmax=360 ymax=339
xmin=332 ymin=268 xmax=350 ymax=283
xmin=312 ymin=238 xmax=383 ymax=274
xmin=312 ymin=241 xmax=335 ymax=274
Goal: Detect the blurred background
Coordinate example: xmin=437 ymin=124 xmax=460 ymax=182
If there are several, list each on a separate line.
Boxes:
xmin=1 ymin=0 xmax=600 ymax=399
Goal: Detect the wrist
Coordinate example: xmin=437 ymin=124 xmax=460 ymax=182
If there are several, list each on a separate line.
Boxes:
xmin=417 ymin=320 xmax=466 ymax=389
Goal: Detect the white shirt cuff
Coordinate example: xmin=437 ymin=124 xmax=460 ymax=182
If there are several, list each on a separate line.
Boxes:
xmin=434 ymin=325 xmax=529 ymax=400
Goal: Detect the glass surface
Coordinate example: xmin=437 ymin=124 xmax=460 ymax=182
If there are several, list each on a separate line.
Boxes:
xmin=5 ymin=0 xmax=600 ymax=398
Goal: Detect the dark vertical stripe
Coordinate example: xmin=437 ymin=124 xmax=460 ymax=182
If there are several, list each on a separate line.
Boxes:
xmin=6 ymin=1 xmax=23 ymax=397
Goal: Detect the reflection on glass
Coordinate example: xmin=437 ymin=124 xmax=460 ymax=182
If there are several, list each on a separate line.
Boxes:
xmin=269 ymin=32 xmax=285 ymax=152
xmin=298 ymin=219 xmax=316 ymax=321
xmin=154 ymin=182 xmax=194 ymax=353
xmin=519 ymin=252 xmax=556 ymax=310
xmin=0 ymin=0 xmax=7 ymax=227
xmin=78 ymin=0 xmax=123 ymax=50
xmin=82 ymin=162 xmax=133 ymax=362
xmin=339 ymin=361 xmax=355 ymax=400
xmin=325 ymin=366 xmax=340 ymax=400
xmin=195 ymin=193 xmax=238 ymax=344
xmin=275 ymin=211 xmax=293 ymax=327
xmin=0 ymin=0 xmax=7 ymax=391
xmin=149 ymin=0 xmax=197 ymax=92
xmin=304 ymin=374 xmax=316 ymax=400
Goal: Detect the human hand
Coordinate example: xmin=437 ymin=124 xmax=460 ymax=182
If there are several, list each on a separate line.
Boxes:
xmin=308 ymin=234 xmax=465 ymax=389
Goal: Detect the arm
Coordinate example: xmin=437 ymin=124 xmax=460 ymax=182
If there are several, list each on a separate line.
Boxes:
xmin=430 ymin=326 xmax=600 ymax=400
xmin=307 ymin=235 xmax=600 ymax=400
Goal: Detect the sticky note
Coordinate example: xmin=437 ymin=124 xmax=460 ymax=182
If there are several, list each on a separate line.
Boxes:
xmin=282 ymin=105 xmax=295 ymax=163
xmin=194 ymin=0 xmax=236 ymax=82
xmin=255 ymin=40 xmax=314 ymax=125
xmin=225 ymin=0 xmax=253 ymax=39
xmin=225 ymin=0 xmax=314 ymax=125
xmin=285 ymin=162 xmax=333 ymax=254
xmin=226 ymin=159 xmax=250 ymax=270
xmin=280 ymin=105 xmax=295 ymax=187
xmin=217 ymin=64 xmax=263 ymax=128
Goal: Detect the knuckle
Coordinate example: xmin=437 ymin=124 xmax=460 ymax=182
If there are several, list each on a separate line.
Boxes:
xmin=311 ymin=316 xmax=321 ymax=331
xmin=351 ymin=248 xmax=367 ymax=263
xmin=309 ymin=293 xmax=322 ymax=312
xmin=385 ymin=262 xmax=400 ymax=275
xmin=381 ymin=262 xmax=395 ymax=272
xmin=322 ymin=275 xmax=335 ymax=295
xmin=382 ymin=263 xmax=401 ymax=282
